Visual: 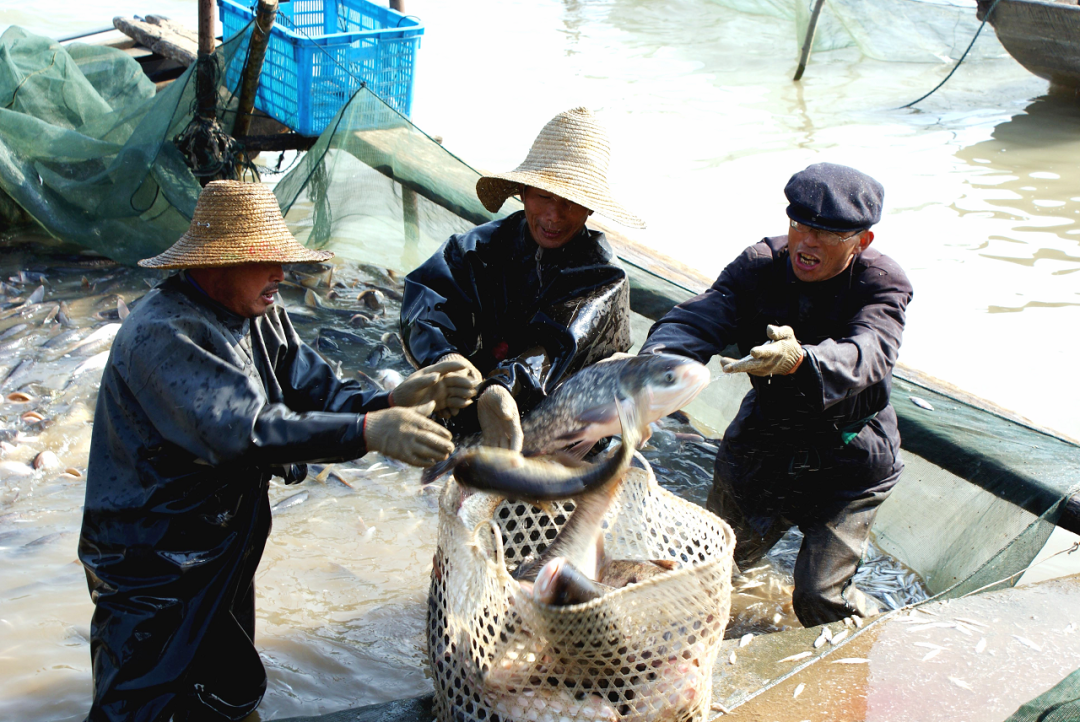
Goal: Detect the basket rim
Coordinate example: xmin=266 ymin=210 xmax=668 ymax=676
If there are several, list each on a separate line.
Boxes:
xmin=219 ymin=0 xmax=425 ymax=44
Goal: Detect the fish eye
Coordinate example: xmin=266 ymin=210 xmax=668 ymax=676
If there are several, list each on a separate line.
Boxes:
xmin=664 ymin=370 xmax=676 ymax=384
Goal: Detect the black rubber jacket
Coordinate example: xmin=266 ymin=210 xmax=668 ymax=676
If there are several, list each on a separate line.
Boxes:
xmin=400 ymin=211 xmax=631 ymax=425
xmin=642 ymin=235 xmax=914 ymax=497
xmin=78 ymin=274 xmax=389 ymax=721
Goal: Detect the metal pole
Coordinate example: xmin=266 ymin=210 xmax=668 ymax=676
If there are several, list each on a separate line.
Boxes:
xmin=793 ymin=0 xmax=827 ymax=81
xmin=234 ymin=0 xmax=279 ymax=138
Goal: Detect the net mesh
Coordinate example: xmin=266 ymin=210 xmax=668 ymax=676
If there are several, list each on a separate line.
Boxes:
xmin=427 ymin=462 xmax=734 ymax=722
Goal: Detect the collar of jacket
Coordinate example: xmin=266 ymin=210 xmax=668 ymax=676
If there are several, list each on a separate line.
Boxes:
xmin=173 ymin=272 xmax=251 ymax=335
xmin=505 ymin=210 xmax=615 ymax=266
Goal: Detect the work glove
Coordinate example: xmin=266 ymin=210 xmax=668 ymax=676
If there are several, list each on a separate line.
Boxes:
xmin=721 ymin=325 xmax=805 ymax=377
xmin=435 ymin=353 xmax=484 ymax=418
xmin=477 ymin=385 xmax=523 ymax=451
xmin=364 ymin=401 xmax=454 ymax=467
xmin=390 ymin=359 xmax=478 ymax=414
xmin=437 ymin=353 xmax=483 ymax=385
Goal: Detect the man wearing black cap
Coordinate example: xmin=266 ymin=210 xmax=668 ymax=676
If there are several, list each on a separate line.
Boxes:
xmin=641 ymin=163 xmax=913 ymax=626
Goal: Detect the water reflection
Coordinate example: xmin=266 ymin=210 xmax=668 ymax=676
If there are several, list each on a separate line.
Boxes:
xmin=956 ymin=94 xmax=1080 ymax=248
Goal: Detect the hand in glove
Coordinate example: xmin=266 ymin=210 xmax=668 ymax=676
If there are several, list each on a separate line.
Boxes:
xmin=434 ymin=353 xmax=484 ymax=418
xmin=437 ymin=353 xmax=483 ymax=385
xmin=390 ymin=359 xmax=478 ymax=415
xmin=364 ymin=401 xmax=454 ymax=467
xmin=720 ymin=325 xmax=805 ymax=377
xmin=477 ymin=385 xmax=523 ymax=451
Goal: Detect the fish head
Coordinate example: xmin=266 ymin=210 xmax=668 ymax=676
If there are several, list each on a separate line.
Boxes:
xmin=621 ymin=353 xmax=710 ymax=422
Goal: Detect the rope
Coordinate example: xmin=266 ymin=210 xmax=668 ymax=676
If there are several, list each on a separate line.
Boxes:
xmin=899 ymin=0 xmax=1003 ymax=109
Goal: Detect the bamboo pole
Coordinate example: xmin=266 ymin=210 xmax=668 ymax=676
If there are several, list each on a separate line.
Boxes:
xmin=234 ymin=0 xmax=279 ymax=138
xmin=195 ymin=0 xmax=216 ymax=120
xmin=793 ymin=0 xmax=827 ymax=81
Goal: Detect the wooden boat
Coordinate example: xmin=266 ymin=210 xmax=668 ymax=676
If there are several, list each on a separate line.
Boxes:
xmin=977 ymin=0 xmax=1080 ymax=90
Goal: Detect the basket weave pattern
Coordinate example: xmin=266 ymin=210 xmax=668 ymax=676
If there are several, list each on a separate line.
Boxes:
xmin=427 ymin=462 xmax=734 ymax=722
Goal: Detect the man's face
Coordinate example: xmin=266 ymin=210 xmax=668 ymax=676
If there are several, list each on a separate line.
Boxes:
xmin=786 ymin=220 xmax=873 ymax=283
xmin=204 ymin=263 xmax=285 ymax=318
xmin=522 ymin=186 xmax=592 ymax=250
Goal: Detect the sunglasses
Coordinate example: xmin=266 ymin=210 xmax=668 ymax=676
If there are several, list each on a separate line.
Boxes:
xmin=790 ymin=220 xmax=864 ymax=246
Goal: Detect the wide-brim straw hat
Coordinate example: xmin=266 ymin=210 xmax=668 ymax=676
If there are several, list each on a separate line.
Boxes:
xmin=475 ymin=107 xmax=645 ymax=230
xmin=139 ymin=180 xmax=334 ymax=269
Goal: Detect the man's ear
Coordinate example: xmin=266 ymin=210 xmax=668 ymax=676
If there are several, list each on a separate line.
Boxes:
xmin=858 ymin=230 xmax=875 ymax=252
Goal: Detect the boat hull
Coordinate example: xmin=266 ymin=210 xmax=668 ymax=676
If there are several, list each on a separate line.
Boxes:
xmin=978 ymin=0 xmax=1080 ymax=89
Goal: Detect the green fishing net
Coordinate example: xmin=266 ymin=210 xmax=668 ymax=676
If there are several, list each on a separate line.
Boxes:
xmin=1004 ymin=666 xmax=1080 ymax=722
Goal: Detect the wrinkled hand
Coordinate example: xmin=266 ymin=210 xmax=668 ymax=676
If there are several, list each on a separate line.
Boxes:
xmin=391 ymin=360 xmax=478 ymax=415
xmin=477 ymin=385 xmax=523 ymax=451
xmin=364 ymin=401 xmax=454 ymax=467
xmin=720 ymin=325 xmax=805 ymax=376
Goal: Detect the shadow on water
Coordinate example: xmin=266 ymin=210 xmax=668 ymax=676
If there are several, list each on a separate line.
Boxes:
xmin=955 ymin=93 xmax=1080 ymax=248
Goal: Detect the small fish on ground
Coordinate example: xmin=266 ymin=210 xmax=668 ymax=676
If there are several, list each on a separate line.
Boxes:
xmin=777 ymin=651 xmax=812 ymax=663
xmin=949 ymin=677 xmax=973 ymax=691
xmin=793 ymin=683 xmax=805 ymax=699
xmin=728 ymin=651 xmax=736 ymax=665
xmin=920 ymin=648 xmax=941 ymax=661
xmin=1012 ymin=635 xmax=1042 ymax=652
xmin=831 ymin=658 xmax=869 ymax=664
xmin=830 ymin=629 xmax=848 ymax=645
xmin=271 ymin=490 xmax=310 ymax=513
xmin=974 ymin=638 xmax=987 ymax=654
xmin=738 ymin=633 xmax=754 ymax=648
xmin=910 ymin=396 xmax=934 ymax=411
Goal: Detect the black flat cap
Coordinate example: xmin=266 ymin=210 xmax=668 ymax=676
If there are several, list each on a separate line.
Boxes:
xmin=784 ymin=163 xmax=884 ymax=233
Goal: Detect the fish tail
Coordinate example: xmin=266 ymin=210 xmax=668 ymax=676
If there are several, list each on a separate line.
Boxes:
xmin=420 ymin=453 xmax=457 ymax=485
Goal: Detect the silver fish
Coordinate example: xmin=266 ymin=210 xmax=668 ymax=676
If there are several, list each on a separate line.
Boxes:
xmin=423 ymin=353 xmax=709 ymax=484
xmin=271 ymin=490 xmax=309 ymax=513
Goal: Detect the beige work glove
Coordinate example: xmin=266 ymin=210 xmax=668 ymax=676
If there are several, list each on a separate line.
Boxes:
xmin=364 ymin=401 xmax=454 ymax=467
xmin=437 ymin=353 xmax=483 ymax=384
xmin=477 ymin=385 xmax=523 ymax=451
xmin=435 ymin=353 xmax=484 ymax=419
xmin=721 ymin=325 xmax=805 ymax=377
xmin=390 ymin=359 xmax=478 ymax=414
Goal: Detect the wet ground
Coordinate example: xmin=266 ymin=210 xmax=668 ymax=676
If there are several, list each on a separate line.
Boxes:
xmin=713 ymin=571 xmax=1080 ymax=721
xmin=0 ymin=230 xmax=935 ymax=720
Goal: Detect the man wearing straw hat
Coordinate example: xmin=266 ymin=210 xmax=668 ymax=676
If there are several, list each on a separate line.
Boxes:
xmin=642 ymin=163 xmax=913 ymax=627
xmin=78 ymin=181 xmax=473 ymax=721
xmin=400 ymin=107 xmax=644 ymax=450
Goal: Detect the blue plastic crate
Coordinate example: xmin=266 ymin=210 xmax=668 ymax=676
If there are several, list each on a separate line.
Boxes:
xmin=218 ymin=0 xmax=423 ymax=136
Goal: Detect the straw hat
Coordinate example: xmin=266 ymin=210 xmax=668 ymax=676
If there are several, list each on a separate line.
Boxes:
xmin=475 ymin=107 xmax=645 ymax=229
xmin=139 ymin=180 xmax=333 ymax=269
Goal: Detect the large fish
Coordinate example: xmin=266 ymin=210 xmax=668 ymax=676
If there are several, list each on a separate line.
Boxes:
xmin=422 ymin=353 xmax=710 ymax=484
xmin=450 ymin=393 xmax=640 ymax=504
